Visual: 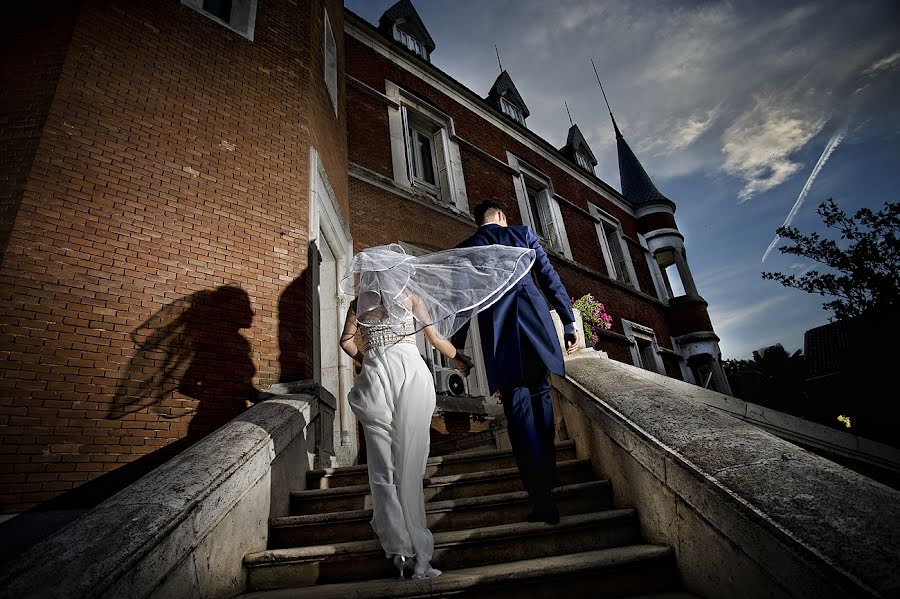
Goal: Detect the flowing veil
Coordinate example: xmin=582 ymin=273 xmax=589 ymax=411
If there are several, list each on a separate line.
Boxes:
xmin=340 ymin=243 xmax=535 ymax=340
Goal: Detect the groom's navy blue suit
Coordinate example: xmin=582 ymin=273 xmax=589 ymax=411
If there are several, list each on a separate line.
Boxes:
xmin=453 ymin=223 xmax=575 ymax=513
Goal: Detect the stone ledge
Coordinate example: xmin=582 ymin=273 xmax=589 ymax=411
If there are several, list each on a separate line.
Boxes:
xmin=554 ymin=355 xmax=900 ymax=599
xmin=0 ymin=396 xmax=324 ymax=599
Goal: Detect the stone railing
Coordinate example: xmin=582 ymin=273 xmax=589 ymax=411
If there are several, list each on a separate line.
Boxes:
xmin=552 ymin=352 xmax=899 ymax=599
xmin=0 ymin=384 xmax=335 ymax=599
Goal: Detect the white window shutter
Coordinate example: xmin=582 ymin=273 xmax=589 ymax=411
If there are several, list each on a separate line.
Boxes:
xmin=400 ymin=107 xmax=414 ymax=184
xmin=433 ymin=128 xmax=450 ymax=201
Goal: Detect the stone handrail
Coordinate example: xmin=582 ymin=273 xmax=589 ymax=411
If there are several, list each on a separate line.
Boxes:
xmin=0 ymin=387 xmax=335 ymax=599
xmin=553 ymin=352 xmax=899 ymax=599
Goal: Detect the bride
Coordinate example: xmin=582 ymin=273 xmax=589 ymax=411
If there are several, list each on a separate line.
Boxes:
xmin=338 ymin=243 xmax=535 ymax=580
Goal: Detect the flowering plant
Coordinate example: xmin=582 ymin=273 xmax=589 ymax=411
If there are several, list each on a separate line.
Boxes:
xmin=572 ymin=293 xmax=612 ymax=347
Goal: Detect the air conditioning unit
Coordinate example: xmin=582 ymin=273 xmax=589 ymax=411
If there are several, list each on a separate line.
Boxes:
xmin=435 ymin=367 xmax=467 ymax=396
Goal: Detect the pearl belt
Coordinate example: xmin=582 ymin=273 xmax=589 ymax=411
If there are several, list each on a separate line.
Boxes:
xmin=360 ymin=321 xmax=417 ymax=352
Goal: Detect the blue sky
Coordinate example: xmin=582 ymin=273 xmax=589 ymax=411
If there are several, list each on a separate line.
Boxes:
xmin=345 ymin=0 xmax=900 ymax=358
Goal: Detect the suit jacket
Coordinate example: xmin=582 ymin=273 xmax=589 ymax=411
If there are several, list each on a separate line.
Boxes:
xmin=453 ymin=224 xmax=575 ymax=392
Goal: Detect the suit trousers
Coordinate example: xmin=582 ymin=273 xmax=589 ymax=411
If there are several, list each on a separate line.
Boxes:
xmin=500 ymin=337 xmax=558 ymax=511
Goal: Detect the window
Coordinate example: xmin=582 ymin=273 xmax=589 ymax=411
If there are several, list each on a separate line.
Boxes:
xmin=181 ymin=0 xmax=257 ymax=40
xmin=393 ymin=26 xmax=428 ymax=59
xmin=509 ymin=155 xmax=570 ymax=258
xmin=524 ymin=179 xmax=564 ymax=253
xmin=500 ymin=97 xmax=525 ymax=125
xmin=622 ymin=320 xmax=664 ymax=374
xmin=526 ymin=183 xmax=553 ymax=241
xmin=600 ymin=221 xmax=632 ymax=286
xmin=589 ymin=204 xmax=636 ymax=288
xmin=203 ymin=0 xmax=231 ymax=21
xmin=637 ymin=336 xmax=657 ymax=371
xmin=386 ymin=82 xmax=469 ymax=212
xmin=689 ymin=354 xmax=715 ymax=389
xmin=324 ymin=10 xmax=338 ymax=115
xmin=575 ymin=151 xmax=595 ymax=174
xmin=655 ymin=249 xmax=687 ymax=298
xmin=404 ymin=109 xmax=441 ymax=190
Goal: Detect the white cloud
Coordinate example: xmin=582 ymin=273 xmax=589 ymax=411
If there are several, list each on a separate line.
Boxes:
xmin=638 ymin=104 xmax=725 ymax=157
xmin=761 ymin=126 xmax=846 ymax=262
xmin=709 ymin=294 xmax=792 ymax=334
xmin=721 ymin=94 xmax=827 ymax=201
xmin=863 ymin=50 xmax=900 ymax=76
xmin=638 ymin=4 xmax=738 ymax=83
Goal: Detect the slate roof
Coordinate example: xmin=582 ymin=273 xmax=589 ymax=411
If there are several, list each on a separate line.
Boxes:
xmin=485 ymin=70 xmax=530 ymax=118
xmin=377 ymin=0 xmax=436 ymax=53
xmin=614 ymin=116 xmax=672 ymax=206
xmin=559 ymin=123 xmax=597 ymax=167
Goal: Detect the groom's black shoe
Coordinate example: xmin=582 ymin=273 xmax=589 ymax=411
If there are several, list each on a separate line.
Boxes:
xmin=526 ymin=505 xmax=560 ymax=525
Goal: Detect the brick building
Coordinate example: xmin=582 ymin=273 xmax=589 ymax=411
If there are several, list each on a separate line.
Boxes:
xmin=0 ymin=0 xmax=727 ymax=515
xmin=343 ymin=2 xmax=730 ymax=403
xmin=1 ymin=0 xmax=350 ymax=514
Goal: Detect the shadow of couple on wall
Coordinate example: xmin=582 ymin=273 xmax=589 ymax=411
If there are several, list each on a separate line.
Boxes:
xmin=108 ymin=284 xmax=258 ymax=434
xmin=0 ymin=285 xmax=286 ymax=562
xmin=43 ymin=286 xmax=262 ymax=513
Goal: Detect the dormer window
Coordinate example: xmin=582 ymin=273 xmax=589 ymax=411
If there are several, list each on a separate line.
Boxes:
xmin=575 ymin=151 xmax=595 ymax=174
xmin=393 ymin=26 xmax=428 ymax=59
xmin=500 ymin=97 xmax=525 ymax=125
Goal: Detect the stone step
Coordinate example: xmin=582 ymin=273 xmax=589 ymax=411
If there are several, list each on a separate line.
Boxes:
xmin=271 ymin=480 xmax=611 ymax=547
xmin=239 ymin=545 xmax=679 ymax=598
xmin=307 ymin=440 xmax=577 ymax=489
xmin=245 ymin=510 xmax=639 ymax=591
xmin=291 ymin=458 xmax=593 ymax=515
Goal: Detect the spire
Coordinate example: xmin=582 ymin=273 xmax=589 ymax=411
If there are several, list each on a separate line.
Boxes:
xmin=591 ymin=58 xmax=621 ymax=139
xmin=615 ymin=135 xmax=672 ymax=205
xmin=591 ymin=58 xmax=672 ymax=206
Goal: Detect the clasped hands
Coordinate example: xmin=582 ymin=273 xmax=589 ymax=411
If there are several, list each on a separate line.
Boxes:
xmin=453 ymin=351 xmax=474 ymax=376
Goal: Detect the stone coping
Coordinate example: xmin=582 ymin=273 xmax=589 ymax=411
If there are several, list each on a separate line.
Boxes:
xmin=559 ymin=354 xmax=900 ymax=598
xmin=0 ymin=397 xmax=316 ymax=599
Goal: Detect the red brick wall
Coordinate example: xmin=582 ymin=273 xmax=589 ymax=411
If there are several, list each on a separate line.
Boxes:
xmin=0 ymin=3 xmax=79 ymax=262
xmin=344 ymin=32 xmax=678 ymax=351
xmin=668 ymin=297 xmax=715 ymax=337
xmin=637 ymin=211 xmax=678 ymax=234
xmin=0 ymin=0 xmax=347 ymax=513
xmin=348 ymin=178 xmax=474 ymax=251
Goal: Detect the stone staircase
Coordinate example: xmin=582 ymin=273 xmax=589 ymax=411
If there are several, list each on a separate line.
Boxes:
xmin=239 ymin=440 xmax=696 ymax=598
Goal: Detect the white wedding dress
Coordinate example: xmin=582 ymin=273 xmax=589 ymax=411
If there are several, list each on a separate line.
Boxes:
xmin=347 ymin=318 xmax=438 ymax=577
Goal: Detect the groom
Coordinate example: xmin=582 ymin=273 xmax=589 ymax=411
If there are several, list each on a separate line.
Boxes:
xmin=452 ymin=200 xmax=577 ymax=524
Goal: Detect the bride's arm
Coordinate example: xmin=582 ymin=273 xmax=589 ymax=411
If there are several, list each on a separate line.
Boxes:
xmin=410 ymin=295 xmax=473 ymax=375
xmin=340 ymin=304 xmax=364 ymax=366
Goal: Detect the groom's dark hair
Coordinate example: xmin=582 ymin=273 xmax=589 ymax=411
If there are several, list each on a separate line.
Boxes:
xmin=473 ymin=200 xmax=502 ymax=225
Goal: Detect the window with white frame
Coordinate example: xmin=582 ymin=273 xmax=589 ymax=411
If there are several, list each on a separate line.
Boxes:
xmin=510 ymin=156 xmax=570 ymax=258
xmin=324 ymin=10 xmax=338 ymax=115
xmin=386 ymin=83 xmax=469 ymax=213
xmin=589 ymin=205 xmax=636 ymax=288
xmin=525 ymin=181 xmax=553 ymax=242
xmin=622 ymin=320 xmax=665 ymax=374
xmin=654 ymin=248 xmax=687 ymax=298
xmin=575 ymin=151 xmax=595 ymax=174
xmin=181 ymin=0 xmax=257 ymax=41
xmin=500 ymin=97 xmax=525 ymax=125
xmin=404 ymin=109 xmax=442 ymax=191
xmin=393 ymin=26 xmax=428 ymax=59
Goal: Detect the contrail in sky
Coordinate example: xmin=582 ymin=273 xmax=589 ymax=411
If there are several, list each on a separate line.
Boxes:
xmin=761 ymin=126 xmax=846 ymax=263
